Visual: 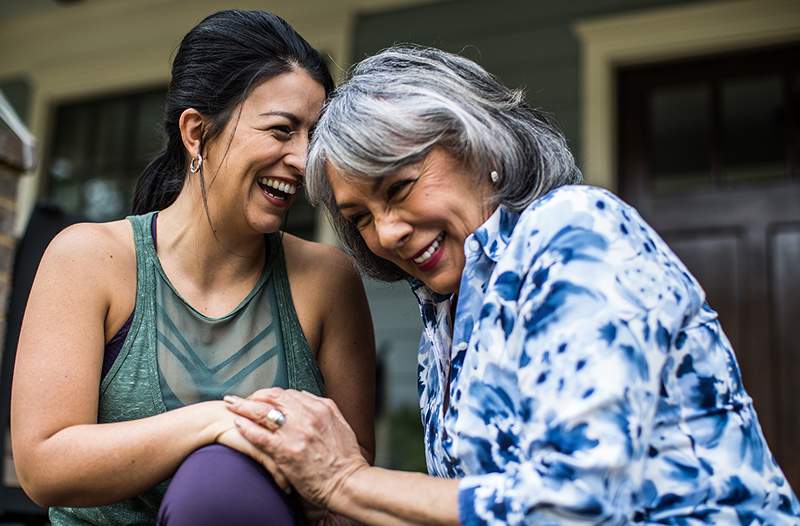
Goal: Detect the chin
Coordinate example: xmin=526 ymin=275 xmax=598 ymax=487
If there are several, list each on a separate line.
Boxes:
xmin=248 ymin=213 xmax=284 ymax=235
xmin=419 ymin=274 xmax=459 ymax=296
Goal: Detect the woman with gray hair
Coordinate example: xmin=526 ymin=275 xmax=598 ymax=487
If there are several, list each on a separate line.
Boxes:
xmin=224 ymin=46 xmax=800 ymax=524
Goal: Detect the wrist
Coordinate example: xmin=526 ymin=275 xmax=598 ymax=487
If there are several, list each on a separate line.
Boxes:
xmin=328 ymin=463 xmax=374 ymax=516
xmin=195 ymin=400 xmax=229 ymax=445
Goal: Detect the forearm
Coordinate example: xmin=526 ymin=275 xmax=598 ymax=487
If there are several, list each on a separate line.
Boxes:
xmin=17 ymin=401 xmax=226 ymax=507
xmin=331 ymin=467 xmax=460 ymax=526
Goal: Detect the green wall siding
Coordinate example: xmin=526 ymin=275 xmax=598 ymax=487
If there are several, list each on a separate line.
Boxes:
xmin=353 ymin=0 xmax=693 ymax=166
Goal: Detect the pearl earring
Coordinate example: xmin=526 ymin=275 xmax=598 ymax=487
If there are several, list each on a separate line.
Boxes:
xmin=490 ymin=170 xmax=499 ymax=183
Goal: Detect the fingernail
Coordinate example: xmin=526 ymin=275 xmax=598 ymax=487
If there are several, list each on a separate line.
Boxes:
xmin=234 ymin=417 xmax=244 ymax=428
xmin=224 ymin=395 xmax=239 ymax=405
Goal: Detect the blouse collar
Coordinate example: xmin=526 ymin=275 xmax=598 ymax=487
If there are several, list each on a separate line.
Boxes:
xmin=408 ymin=205 xmax=521 ymax=309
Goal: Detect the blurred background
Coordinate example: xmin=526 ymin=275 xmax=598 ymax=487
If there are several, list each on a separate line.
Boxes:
xmin=0 ymin=0 xmax=798 ymax=522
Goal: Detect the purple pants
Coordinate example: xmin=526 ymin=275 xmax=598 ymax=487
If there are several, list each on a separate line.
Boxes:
xmin=157 ymin=445 xmax=300 ymax=526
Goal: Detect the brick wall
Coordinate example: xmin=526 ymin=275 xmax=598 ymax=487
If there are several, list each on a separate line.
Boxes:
xmin=0 ymin=117 xmax=27 ymax=490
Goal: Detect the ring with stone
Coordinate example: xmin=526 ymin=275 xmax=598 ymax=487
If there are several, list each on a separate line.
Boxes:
xmin=266 ymin=408 xmax=286 ymax=428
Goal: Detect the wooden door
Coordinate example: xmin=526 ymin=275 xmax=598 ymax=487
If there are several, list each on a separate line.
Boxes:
xmin=619 ymin=43 xmax=800 ymax=489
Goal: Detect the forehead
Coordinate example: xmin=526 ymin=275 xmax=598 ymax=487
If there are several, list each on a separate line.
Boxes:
xmin=243 ymin=69 xmax=326 ymax=119
xmin=326 ymin=162 xmax=377 ymax=206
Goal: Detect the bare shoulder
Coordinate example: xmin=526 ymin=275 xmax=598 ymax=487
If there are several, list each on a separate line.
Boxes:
xmin=41 ymin=219 xmax=135 ymax=285
xmin=45 ymin=219 xmax=132 ymax=261
xmin=280 ymin=233 xmax=360 ymax=285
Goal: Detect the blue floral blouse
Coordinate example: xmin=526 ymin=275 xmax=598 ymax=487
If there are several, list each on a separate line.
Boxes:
xmin=412 ymin=185 xmax=800 ymax=525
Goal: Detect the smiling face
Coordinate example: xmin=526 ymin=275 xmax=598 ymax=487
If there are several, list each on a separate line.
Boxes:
xmin=202 ymin=68 xmax=326 ymax=234
xmin=329 ymin=147 xmax=495 ymax=294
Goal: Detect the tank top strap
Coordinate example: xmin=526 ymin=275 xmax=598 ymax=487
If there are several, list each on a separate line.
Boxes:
xmin=127 ymin=211 xmax=158 ymax=283
xmin=106 ymin=211 xmax=165 ymax=412
xmin=99 ymin=211 xmax=157 ymax=397
xmin=268 ymin=233 xmax=326 ymax=396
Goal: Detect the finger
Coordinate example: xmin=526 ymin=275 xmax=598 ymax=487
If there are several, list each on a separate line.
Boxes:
xmin=234 ymin=415 xmax=280 ymax=453
xmin=259 ymin=452 xmax=290 ymax=491
xmin=225 ymin=397 xmax=285 ymax=431
xmin=287 ymin=390 xmax=342 ymax=419
xmin=283 ymin=390 xmax=333 ymax=420
xmin=246 ymin=387 xmax=285 ymax=403
xmin=284 ymin=388 xmax=326 ymax=405
xmin=219 ymin=424 xmax=292 ymax=490
xmin=227 ymin=433 xmax=290 ymax=490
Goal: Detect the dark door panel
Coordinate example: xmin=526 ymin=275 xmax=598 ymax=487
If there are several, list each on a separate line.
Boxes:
xmin=661 ymin=230 xmax=743 ymax=351
xmin=771 ymin=226 xmax=800 ymax=485
xmin=619 ymin=42 xmax=800 ymax=489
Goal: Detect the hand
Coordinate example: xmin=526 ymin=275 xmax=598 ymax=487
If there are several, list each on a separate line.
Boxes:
xmin=301 ymin=500 xmax=361 ymax=525
xmin=215 ymin=426 xmax=291 ymax=490
xmin=201 ymin=400 xmax=291 ymax=490
xmin=224 ymin=388 xmax=369 ymax=508
xmin=314 ymin=511 xmax=364 ymax=526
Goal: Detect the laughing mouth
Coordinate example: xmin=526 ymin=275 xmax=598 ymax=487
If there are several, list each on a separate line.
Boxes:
xmin=413 ymin=232 xmax=444 ymax=265
xmin=258 ymin=177 xmax=298 ymax=201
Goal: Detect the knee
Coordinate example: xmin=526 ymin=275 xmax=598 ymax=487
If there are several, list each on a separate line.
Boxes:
xmin=157 ymin=445 xmax=297 ymax=526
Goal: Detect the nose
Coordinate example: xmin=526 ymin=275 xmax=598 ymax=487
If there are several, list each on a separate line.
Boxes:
xmin=284 ymin=131 xmax=309 ymax=175
xmin=374 ymin=211 xmax=412 ymax=252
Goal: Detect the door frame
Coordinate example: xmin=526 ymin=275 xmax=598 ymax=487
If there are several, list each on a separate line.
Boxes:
xmin=573 ymin=0 xmax=800 ymax=191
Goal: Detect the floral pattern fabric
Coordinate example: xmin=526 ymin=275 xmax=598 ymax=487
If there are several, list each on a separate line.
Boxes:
xmin=412 ymin=185 xmax=800 ymax=525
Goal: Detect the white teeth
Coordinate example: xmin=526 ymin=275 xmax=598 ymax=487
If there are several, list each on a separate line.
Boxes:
xmin=413 ymin=233 xmax=445 ymax=264
xmin=260 ymin=177 xmax=297 ymax=197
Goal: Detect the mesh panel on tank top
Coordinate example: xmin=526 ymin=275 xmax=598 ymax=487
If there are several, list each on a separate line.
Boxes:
xmin=154 ymin=243 xmax=289 ymax=410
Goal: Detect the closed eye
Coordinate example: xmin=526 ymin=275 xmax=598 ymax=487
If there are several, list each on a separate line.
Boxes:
xmin=386 ymin=179 xmax=416 ymax=201
xmin=347 ymin=211 xmax=372 ymax=230
xmin=268 ymin=125 xmax=295 ymax=141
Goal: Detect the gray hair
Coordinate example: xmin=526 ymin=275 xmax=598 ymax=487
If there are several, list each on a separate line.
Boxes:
xmin=306 ymin=45 xmax=582 ymax=282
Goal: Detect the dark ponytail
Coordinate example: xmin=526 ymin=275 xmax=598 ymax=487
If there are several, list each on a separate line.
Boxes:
xmin=132 ymin=10 xmax=334 ymax=214
xmin=132 ymin=134 xmax=184 ymax=214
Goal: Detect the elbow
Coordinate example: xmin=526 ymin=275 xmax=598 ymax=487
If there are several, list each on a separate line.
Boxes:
xmin=13 ymin=453 xmax=70 ymax=507
xmin=16 ymin=470 xmax=56 ymax=508
xmin=19 ymin=477 xmax=77 ymax=508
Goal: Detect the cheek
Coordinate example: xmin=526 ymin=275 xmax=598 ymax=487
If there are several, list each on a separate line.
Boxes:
xmin=360 ymin=229 xmax=383 ymax=257
xmin=361 ymin=228 xmax=402 ymax=265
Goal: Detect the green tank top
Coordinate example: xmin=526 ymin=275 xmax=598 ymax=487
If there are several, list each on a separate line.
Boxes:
xmin=50 ymin=212 xmax=325 ymax=525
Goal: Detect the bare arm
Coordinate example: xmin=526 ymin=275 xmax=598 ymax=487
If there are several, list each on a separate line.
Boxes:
xmin=228 ymin=389 xmax=459 ymax=526
xmin=331 ymin=467 xmax=459 ymax=526
xmin=11 ymin=224 xmax=235 ymax=507
xmin=315 ymin=249 xmax=376 ymax=462
xmin=282 ymin=238 xmax=376 ymax=462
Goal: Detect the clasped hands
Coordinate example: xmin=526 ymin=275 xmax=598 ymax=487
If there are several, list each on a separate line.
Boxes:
xmin=217 ymin=388 xmax=368 ymax=525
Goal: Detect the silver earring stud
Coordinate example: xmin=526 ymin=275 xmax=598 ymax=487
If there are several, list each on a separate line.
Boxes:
xmin=490 ymin=170 xmax=499 ymax=183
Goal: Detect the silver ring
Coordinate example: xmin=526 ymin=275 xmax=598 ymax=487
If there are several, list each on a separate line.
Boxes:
xmin=266 ymin=408 xmax=286 ymax=428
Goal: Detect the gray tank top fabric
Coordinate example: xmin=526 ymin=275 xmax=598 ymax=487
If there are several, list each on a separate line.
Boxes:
xmin=50 ymin=212 xmax=325 ymax=525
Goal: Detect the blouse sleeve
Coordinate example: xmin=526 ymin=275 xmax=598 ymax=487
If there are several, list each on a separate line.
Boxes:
xmin=458 ymin=189 xmax=700 ymax=525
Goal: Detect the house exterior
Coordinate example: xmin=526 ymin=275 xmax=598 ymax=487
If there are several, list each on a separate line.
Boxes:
xmin=0 ymin=92 xmax=36 ymax=519
xmin=1 ymin=0 xmax=798 ymax=520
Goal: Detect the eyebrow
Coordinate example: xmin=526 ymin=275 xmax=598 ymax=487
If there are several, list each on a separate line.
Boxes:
xmin=259 ymin=111 xmax=301 ymax=126
xmin=337 ymin=178 xmax=386 ymax=210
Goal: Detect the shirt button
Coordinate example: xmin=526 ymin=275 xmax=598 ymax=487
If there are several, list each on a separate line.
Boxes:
xmin=468 ymin=239 xmax=481 ymax=253
xmin=456 ymin=341 xmax=468 ymax=351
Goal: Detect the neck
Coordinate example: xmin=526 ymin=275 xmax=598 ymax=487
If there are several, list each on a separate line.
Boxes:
xmin=154 ymin=180 xmax=267 ymax=290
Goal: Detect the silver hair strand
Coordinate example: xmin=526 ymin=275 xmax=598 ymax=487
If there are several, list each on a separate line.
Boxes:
xmin=306 ymin=45 xmax=582 ymax=281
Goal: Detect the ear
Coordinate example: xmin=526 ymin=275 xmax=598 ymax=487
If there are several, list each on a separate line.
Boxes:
xmin=178 ymin=108 xmax=205 ymax=160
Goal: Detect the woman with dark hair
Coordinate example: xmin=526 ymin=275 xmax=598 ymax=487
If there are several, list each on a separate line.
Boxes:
xmin=225 ymin=46 xmax=800 ymax=524
xmin=11 ymin=10 xmax=374 ymax=526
